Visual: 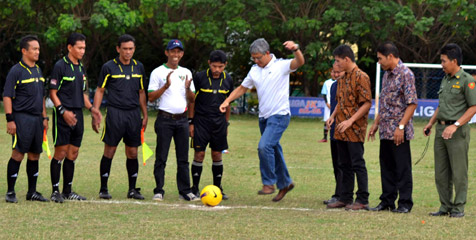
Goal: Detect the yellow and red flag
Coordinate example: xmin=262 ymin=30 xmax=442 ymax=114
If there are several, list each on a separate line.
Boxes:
xmin=141 ymin=128 xmax=153 ymax=165
xmin=42 ymin=129 xmax=52 ymax=159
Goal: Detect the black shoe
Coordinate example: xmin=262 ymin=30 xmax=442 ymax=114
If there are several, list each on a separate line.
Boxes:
xmin=370 ymin=204 xmax=395 ymax=211
xmin=392 ymin=207 xmax=411 ymax=213
xmin=50 ymin=191 xmax=64 ymax=203
xmin=127 ymin=188 xmax=145 ymax=200
xmin=323 ymin=197 xmax=338 ymax=205
xmin=221 ymin=191 xmax=229 ymax=200
xmin=63 ymin=192 xmax=87 ymax=201
xmin=26 ymin=191 xmax=49 ymax=202
xmin=429 ymin=211 xmax=448 ymax=216
xmin=5 ymin=191 xmax=17 ymax=203
xmin=99 ymin=190 xmax=112 ymax=199
xmin=450 ymin=212 xmax=465 ymax=218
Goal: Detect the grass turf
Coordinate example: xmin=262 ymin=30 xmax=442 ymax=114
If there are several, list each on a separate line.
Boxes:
xmin=0 ymin=109 xmax=475 ymax=239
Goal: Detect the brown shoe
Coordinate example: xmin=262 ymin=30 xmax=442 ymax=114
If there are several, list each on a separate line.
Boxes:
xmin=272 ymin=183 xmax=295 ymax=202
xmin=327 ymin=200 xmax=347 ymax=209
xmin=346 ymin=202 xmax=369 ymax=211
xmin=257 ymin=185 xmax=275 ymax=195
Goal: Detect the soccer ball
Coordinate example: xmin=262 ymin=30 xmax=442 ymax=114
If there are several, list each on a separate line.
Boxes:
xmin=200 ymin=185 xmax=223 ymax=207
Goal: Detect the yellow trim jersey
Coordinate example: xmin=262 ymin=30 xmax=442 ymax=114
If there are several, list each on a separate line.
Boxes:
xmin=97 ymin=58 xmax=146 ymax=110
xmin=2 ymin=59 xmax=45 ymax=115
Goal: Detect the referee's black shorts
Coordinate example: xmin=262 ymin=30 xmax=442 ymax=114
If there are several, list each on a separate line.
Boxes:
xmin=53 ymin=108 xmax=84 ymax=147
xmin=12 ymin=112 xmax=43 ymax=154
xmin=192 ymin=114 xmax=228 ymax=152
xmin=101 ymin=106 xmax=141 ymax=147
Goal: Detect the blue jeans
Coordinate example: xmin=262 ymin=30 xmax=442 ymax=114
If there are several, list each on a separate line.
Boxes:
xmin=258 ymin=114 xmax=292 ymax=189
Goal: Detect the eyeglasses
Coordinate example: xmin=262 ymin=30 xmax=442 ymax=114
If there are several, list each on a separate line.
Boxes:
xmin=250 ymin=55 xmax=265 ymax=62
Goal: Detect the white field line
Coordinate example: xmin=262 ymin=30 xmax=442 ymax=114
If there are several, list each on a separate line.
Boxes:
xmin=287 ymin=166 xmax=433 ymax=174
xmin=85 ymin=200 xmax=317 ymax=212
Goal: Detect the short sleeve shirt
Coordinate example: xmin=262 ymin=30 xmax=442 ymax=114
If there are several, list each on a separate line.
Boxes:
xmin=148 ymin=64 xmax=194 ymax=114
xmin=321 ymin=78 xmax=336 ymax=120
xmin=378 ymin=60 xmax=418 ymax=140
xmin=3 ymin=60 xmax=45 ymax=115
xmin=97 ymin=58 xmax=146 ymax=110
xmin=334 ymin=66 xmax=372 ymax=142
xmin=49 ymin=56 xmax=87 ymax=109
xmin=436 ymin=68 xmax=476 ymax=121
xmin=241 ymin=54 xmax=295 ymax=119
xmin=193 ymin=69 xmax=233 ymax=117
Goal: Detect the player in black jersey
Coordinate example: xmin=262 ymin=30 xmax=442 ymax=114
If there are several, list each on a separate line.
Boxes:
xmin=3 ymin=35 xmax=49 ymax=203
xmin=189 ymin=50 xmax=233 ymax=199
xmin=92 ymin=34 xmax=148 ymax=200
xmin=48 ymin=33 xmax=101 ymax=203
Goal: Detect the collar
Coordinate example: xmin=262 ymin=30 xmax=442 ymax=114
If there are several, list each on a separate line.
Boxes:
xmin=115 ymin=57 xmax=136 ymax=66
xmin=389 ymin=60 xmax=403 ymax=75
xmin=449 ymin=68 xmax=464 ymax=80
xmin=20 ymin=59 xmax=36 ymax=68
xmin=63 ymin=55 xmax=82 ymax=66
xmin=261 ymin=54 xmax=276 ymax=69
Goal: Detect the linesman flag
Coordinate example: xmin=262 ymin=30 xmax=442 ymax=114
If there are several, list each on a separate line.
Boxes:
xmin=141 ymin=128 xmax=153 ymax=165
xmin=42 ymin=129 xmax=52 ymax=159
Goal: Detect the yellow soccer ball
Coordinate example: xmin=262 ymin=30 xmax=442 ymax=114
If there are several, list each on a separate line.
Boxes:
xmin=200 ymin=185 xmax=223 ymax=207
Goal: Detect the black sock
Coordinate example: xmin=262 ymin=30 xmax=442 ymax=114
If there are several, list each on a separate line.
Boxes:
xmin=126 ymin=158 xmax=138 ymax=190
xmin=212 ymin=161 xmax=223 ymax=189
xmin=100 ymin=156 xmax=112 ymax=192
xmin=26 ymin=159 xmax=39 ymax=193
xmin=191 ymin=160 xmax=203 ymax=192
xmin=50 ymin=158 xmax=62 ymax=193
xmin=7 ymin=158 xmax=21 ymax=193
xmin=62 ymin=158 xmax=75 ymax=194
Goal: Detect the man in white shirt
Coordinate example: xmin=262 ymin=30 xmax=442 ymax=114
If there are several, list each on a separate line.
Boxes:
xmin=148 ymin=39 xmax=198 ymax=201
xmin=219 ymin=38 xmax=305 ymax=202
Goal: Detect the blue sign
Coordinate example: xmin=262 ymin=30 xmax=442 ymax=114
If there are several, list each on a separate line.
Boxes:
xmin=289 ymin=97 xmax=438 ymax=118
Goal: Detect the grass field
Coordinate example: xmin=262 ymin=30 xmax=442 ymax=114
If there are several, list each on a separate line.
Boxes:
xmin=1 ymin=109 xmax=476 ymax=239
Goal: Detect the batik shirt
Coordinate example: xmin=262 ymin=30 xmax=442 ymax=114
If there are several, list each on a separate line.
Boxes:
xmin=378 ymin=60 xmax=418 ymax=140
xmin=334 ymin=66 xmax=372 ymax=143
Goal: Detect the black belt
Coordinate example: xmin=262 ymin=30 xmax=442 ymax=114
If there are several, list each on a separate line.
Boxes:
xmin=158 ymin=110 xmax=187 ymax=120
xmin=437 ymin=120 xmax=456 ymax=125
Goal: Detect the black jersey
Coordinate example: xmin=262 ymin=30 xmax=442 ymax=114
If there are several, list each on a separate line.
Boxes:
xmin=3 ymin=60 xmax=45 ymax=115
xmin=49 ymin=56 xmax=87 ymax=109
xmin=97 ymin=58 xmax=145 ymax=110
xmin=193 ymin=69 xmax=233 ymax=117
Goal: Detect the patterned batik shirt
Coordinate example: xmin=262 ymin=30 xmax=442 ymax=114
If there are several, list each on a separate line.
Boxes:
xmin=378 ymin=60 xmax=418 ymax=140
xmin=334 ymin=66 xmax=372 ymax=143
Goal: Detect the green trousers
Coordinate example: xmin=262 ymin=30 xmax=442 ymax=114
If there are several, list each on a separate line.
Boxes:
xmin=434 ymin=123 xmax=470 ymax=213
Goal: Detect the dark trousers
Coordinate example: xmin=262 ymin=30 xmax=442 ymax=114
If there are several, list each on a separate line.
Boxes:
xmin=153 ymin=116 xmax=192 ymax=195
xmin=379 ymin=140 xmax=413 ymax=209
xmin=336 ymin=140 xmax=369 ymax=204
xmin=330 ymin=140 xmax=341 ymax=199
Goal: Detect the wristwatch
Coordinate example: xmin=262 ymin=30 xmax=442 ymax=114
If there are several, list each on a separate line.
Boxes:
xmin=293 ymin=44 xmax=300 ymax=52
xmin=454 ymin=121 xmax=461 ymax=127
xmin=398 ymin=124 xmax=404 ymax=130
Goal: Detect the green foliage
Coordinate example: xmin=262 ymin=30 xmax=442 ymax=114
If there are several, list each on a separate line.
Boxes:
xmin=2 ymin=0 xmax=476 ymax=96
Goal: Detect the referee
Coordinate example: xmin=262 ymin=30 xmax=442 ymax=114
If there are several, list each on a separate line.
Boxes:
xmin=92 ymin=34 xmax=148 ymax=200
xmin=189 ymin=50 xmax=233 ymax=200
xmin=49 ymin=33 xmax=101 ymax=203
xmin=3 ymin=35 xmax=49 ymax=203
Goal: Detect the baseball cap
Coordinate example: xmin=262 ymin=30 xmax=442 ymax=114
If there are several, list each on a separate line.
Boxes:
xmin=166 ymin=39 xmax=184 ymax=50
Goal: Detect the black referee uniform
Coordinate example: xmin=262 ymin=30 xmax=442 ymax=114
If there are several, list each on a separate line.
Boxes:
xmin=49 ymin=55 xmax=88 ymax=200
xmin=192 ymin=69 xmax=233 ymax=151
xmin=190 ymin=69 xmax=233 ymax=196
xmin=97 ymin=57 xmax=145 ymax=194
xmin=98 ymin=57 xmax=145 ymax=147
xmin=50 ymin=56 xmax=88 ymax=147
xmin=3 ymin=60 xmax=46 ymax=199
